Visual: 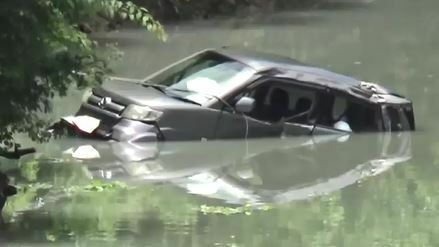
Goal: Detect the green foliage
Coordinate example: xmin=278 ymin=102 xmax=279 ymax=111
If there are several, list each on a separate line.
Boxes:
xmin=53 ymin=0 xmax=166 ymax=40
xmin=0 ymin=0 xmax=163 ymax=149
xmin=19 ymin=158 xmax=40 ymax=182
xmin=67 ymin=179 xmax=128 ymax=193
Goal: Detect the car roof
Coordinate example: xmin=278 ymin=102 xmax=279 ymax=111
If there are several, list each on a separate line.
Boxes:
xmin=209 ymin=47 xmax=411 ymax=105
xmin=214 ymin=47 xmax=360 ymax=87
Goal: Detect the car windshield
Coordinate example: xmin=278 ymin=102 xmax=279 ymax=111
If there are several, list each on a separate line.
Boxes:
xmin=146 ymin=52 xmax=255 ymax=105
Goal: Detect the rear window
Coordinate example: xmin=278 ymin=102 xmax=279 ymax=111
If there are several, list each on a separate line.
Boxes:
xmin=382 ymin=105 xmax=414 ymax=131
xmin=345 ymin=101 xmax=380 ymax=132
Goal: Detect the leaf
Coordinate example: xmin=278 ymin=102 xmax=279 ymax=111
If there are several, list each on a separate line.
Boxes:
xmin=46 ymin=233 xmax=56 ymax=242
xmin=119 ymin=12 xmax=127 ymax=19
xmin=135 ymin=11 xmax=142 ymax=20
xmin=116 ymin=1 xmax=123 ymax=9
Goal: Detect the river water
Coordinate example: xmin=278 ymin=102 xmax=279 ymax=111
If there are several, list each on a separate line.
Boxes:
xmin=1 ymin=0 xmax=439 ymax=246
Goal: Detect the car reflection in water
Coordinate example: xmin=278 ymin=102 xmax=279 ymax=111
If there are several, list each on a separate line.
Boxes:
xmin=65 ymin=132 xmax=411 ymax=205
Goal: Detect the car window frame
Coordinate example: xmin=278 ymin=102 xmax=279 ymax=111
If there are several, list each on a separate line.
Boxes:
xmin=145 ymin=51 xmax=256 ymax=105
xmin=222 ymin=75 xmax=387 ymax=133
xmin=224 ymin=76 xmax=325 ymax=124
xmin=381 ymin=103 xmax=413 ymax=132
xmin=313 ymin=89 xmax=384 ymax=133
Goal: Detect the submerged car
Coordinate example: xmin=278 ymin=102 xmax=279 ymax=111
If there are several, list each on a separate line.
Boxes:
xmin=62 ymin=48 xmax=415 ymax=142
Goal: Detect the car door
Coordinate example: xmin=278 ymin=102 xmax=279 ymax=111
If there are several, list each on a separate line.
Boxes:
xmin=217 ymin=78 xmax=320 ymax=139
xmin=215 ymin=107 xmax=247 ymax=139
xmin=215 ymin=79 xmax=285 ymax=139
xmin=215 ymin=104 xmax=284 ymax=139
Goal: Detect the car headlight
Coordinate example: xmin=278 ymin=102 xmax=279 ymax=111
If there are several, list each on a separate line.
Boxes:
xmin=121 ymin=105 xmax=163 ymax=122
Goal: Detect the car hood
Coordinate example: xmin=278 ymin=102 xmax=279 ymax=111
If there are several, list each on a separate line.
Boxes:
xmin=93 ymin=80 xmax=195 ymax=108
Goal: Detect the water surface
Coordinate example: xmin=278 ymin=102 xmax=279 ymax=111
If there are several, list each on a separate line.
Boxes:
xmin=2 ymin=0 xmax=439 ymax=246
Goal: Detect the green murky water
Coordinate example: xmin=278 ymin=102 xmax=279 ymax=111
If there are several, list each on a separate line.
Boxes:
xmin=2 ymin=0 xmax=439 ymax=246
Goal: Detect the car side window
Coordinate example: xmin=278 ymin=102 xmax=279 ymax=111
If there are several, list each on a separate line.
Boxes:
xmin=233 ymin=81 xmax=317 ymax=124
xmin=317 ymin=95 xmax=381 ymax=132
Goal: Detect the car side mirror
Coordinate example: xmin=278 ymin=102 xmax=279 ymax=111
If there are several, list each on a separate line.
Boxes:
xmin=235 ymin=96 xmax=255 ymax=113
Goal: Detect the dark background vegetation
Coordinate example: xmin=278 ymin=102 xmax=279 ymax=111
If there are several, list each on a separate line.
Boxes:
xmin=131 ymin=0 xmax=323 ymax=21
